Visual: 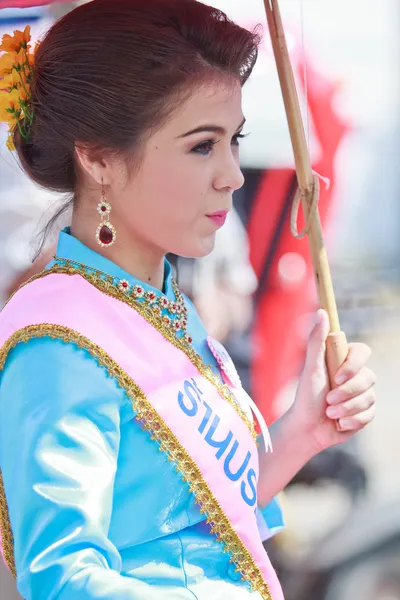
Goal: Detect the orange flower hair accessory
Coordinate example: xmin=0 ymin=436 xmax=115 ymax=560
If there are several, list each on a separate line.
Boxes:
xmin=0 ymin=26 xmax=35 ymax=151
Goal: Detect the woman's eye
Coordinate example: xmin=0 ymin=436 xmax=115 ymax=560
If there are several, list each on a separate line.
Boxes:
xmin=191 ymin=140 xmax=217 ymax=155
xmin=231 ymin=132 xmax=247 ymax=146
xmin=191 ymin=133 xmax=248 ymax=155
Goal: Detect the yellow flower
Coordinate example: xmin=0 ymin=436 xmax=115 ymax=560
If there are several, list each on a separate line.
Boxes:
xmin=0 ymin=70 xmax=20 ymax=91
xmin=0 ymin=88 xmax=21 ymax=122
xmin=9 ymin=88 xmax=23 ymax=111
xmin=0 ymin=52 xmax=16 ymax=77
xmin=0 ymin=48 xmax=31 ymax=81
xmin=0 ymin=91 xmax=10 ymax=120
xmin=0 ymin=27 xmax=34 ymax=151
xmin=6 ymin=132 xmax=16 ymax=152
xmin=12 ymin=48 xmax=30 ymax=72
xmin=0 ymin=26 xmax=31 ymax=54
xmin=28 ymin=51 xmax=35 ymax=68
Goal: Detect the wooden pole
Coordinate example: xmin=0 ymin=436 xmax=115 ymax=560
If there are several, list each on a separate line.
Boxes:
xmin=263 ymin=0 xmax=348 ymax=398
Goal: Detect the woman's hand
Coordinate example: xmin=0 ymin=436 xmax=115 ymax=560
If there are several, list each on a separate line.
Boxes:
xmin=289 ymin=309 xmax=376 ymax=454
xmin=258 ymin=309 xmax=376 ymax=505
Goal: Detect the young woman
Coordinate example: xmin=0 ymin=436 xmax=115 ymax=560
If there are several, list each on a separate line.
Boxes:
xmin=0 ymin=1 xmax=376 ymax=599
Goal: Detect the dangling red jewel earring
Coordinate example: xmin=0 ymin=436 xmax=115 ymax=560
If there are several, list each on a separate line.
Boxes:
xmin=96 ymin=180 xmax=116 ymax=247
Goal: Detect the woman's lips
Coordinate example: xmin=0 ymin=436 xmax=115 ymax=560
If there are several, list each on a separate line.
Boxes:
xmin=207 ymin=211 xmax=228 ymax=227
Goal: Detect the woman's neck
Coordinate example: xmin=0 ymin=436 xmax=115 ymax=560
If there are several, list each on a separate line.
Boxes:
xmin=71 ymin=212 xmax=166 ymax=290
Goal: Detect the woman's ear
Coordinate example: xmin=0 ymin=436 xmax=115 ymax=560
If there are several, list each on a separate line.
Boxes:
xmin=74 ymin=143 xmax=114 ymax=186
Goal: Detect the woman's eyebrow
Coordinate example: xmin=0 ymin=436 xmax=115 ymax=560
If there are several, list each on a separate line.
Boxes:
xmin=177 ymin=117 xmax=246 ymax=138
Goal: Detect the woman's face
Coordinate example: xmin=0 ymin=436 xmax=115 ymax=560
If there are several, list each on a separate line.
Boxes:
xmin=110 ymin=79 xmax=246 ymax=258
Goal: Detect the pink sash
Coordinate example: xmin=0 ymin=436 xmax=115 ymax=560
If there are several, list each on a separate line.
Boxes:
xmin=0 ymin=273 xmax=283 ymax=599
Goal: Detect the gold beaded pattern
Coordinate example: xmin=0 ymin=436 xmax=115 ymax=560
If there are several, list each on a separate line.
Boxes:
xmin=0 ymin=325 xmax=271 ymax=598
xmin=21 ymin=259 xmax=256 ymax=440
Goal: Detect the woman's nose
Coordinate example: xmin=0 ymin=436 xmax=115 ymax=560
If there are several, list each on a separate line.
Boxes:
xmin=213 ymin=154 xmax=245 ymax=193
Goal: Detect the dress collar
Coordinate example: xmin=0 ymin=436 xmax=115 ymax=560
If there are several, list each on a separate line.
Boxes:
xmin=55 ymin=228 xmax=174 ymax=298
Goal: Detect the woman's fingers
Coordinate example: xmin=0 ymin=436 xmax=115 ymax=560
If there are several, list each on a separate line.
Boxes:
xmin=334 ymin=342 xmax=372 ymax=385
xmin=336 ymin=404 xmax=376 ymax=432
xmin=326 ymin=388 xmax=376 ymax=420
xmin=327 ymin=366 xmax=376 ymax=405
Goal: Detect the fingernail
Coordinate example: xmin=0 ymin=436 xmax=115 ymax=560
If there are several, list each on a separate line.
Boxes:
xmin=336 ymin=374 xmax=347 ymax=385
xmin=327 ymin=406 xmax=341 ymax=418
xmin=327 ymin=392 xmax=339 ymax=404
xmin=339 ymin=418 xmax=352 ymax=430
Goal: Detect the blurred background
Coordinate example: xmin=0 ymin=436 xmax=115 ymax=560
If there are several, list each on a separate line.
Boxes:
xmin=1 ymin=1 xmax=399 ymax=598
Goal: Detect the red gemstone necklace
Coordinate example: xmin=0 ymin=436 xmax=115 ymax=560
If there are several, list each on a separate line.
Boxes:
xmin=53 ymin=257 xmax=193 ymax=345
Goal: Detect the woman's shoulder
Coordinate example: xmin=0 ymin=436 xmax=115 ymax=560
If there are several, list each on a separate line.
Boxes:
xmin=0 ymin=335 xmax=137 ymax=455
xmin=0 ymin=334 xmax=131 ymax=415
xmin=0 ymin=335 xmax=99 ymax=389
xmin=0 ymin=272 xmax=112 ymax=369
xmin=2 ymin=333 xmax=93 ymax=374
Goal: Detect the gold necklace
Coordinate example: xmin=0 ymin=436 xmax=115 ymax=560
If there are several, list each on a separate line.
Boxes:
xmin=53 ymin=257 xmax=193 ymax=345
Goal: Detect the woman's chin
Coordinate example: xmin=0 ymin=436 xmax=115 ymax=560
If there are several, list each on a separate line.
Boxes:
xmin=180 ymin=234 xmax=216 ymax=259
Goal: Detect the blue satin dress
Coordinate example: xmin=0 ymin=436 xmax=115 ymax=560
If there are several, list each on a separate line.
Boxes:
xmin=0 ymin=229 xmax=283 ymax=600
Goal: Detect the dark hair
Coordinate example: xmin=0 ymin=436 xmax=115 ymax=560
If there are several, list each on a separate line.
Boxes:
xmin=14 ymin=0 xmax=260 ymax=195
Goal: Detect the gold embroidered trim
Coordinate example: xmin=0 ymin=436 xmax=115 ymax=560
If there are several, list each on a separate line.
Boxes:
xmin=0 ymin=470 xmax=15 ymax=577
xmin=0 ymin=325 xmax=272 ymax=598
xmin=19 ymin=261 xmax=257 ymax=442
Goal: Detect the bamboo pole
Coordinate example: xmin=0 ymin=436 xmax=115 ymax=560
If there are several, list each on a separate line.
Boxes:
xmin=263 ymin=0 xmax=348 ymax=400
